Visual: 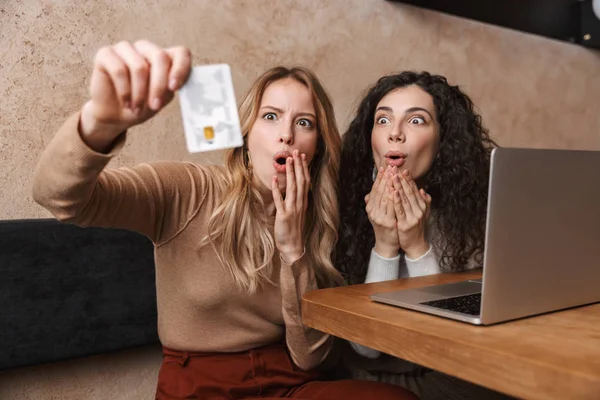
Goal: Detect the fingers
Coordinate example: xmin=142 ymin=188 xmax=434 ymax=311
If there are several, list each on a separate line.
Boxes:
xmin=133 ymin=40 xmax=172 ymax=111
xmin=385 ymin=186 xmax=395 ymax=218
xmin=380 ymin=183 xmax=390 ymax=215
xmin=392 ymin=169 xmax=432 ymax=223
xmin=398 ymin=172 xmax=418 ymax=215
xmin=398 ymin=182 xmax=413 ymax=217
xmin=365 ymin=167 xmax=384 ymax=213
xmin=285 ymin=155 xmax=296 ymax=209
xmin=374 ymin=167 xmax=388 ymax=205
xmin=93 ymin=40 xmax=192 ymax=114
xmin=381 ymin=167 xmax=397 ymax=218
xmin=392 ymin=173 xmax=412 ymax=216
xmin=272 ymin=176 xmax=285 ymax=212
xmin=422 ymin=189 xmax=432 ymax=205
xmin=95 ymin=46 xmax=132 ymax=108
xmin=395 ymin=170 xmax=428 ymax=218
xmin=165 ymin=46 xmax=192 ymax=91
xmin=403 ymin=170 xmax=427 ymax=211
xmin=373 ymin=166 xmax=384 ymax=188
xmin=112 ymin=41 xmax=149 ymax=112
xmin=420 ymin=188 xmax=432 ymax=220
xmin=393 ymin=188 xmax=405 ymax=220
xmin=301 ymin=152 xmax=310 ymax=206
xmin=292 ymin=150 xmax=306 ymax=210
xmin=366 ymin=165 xmax=399 ymax=232
xmin=375 ymin=167 xmax=392 ymax=210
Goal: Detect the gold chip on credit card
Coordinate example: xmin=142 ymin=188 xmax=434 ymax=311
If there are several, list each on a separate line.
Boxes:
xmin=204 ymin=126 xmax=215 ymax=141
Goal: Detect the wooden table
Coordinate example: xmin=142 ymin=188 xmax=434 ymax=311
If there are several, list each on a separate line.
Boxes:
xmin=302 ymin=271 xmax=600 ymax=400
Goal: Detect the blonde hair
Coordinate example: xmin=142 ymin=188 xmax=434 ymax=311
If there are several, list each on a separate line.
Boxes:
xmin=201 ymin=66 xmax=342 ymax=293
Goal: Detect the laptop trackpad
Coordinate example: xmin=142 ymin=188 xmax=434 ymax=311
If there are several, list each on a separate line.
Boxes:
xmin=417 ymin=280 xmax=482 ymax=297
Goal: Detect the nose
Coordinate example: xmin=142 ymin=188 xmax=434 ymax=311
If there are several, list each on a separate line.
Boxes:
xmin=388 ymin=124 xmax=405 ymax=143
xmin=278 ymin=123 xmax=294 ymax=145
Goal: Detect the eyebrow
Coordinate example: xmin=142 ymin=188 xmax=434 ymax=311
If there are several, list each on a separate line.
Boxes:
xmin=260 ymin=105 xmax=316 ymax=119
xmin=375 ymin=106 xmax=434 ymax=120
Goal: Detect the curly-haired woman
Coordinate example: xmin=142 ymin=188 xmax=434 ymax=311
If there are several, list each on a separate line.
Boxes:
xmin=336 ymin=71 xmax=511 ymax=399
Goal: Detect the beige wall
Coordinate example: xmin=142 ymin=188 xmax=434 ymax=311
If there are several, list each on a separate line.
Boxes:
xmin=3 ymin=0 xmax=600 ymax=221
xmin=1 ymin=0 xmax=599 ymax=398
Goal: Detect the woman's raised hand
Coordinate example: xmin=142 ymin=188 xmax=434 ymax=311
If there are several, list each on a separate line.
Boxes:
xmin=272 ymin=150 xmax=311 ymax=264
xmin=79 ymin=40 xmax=192 ymax=152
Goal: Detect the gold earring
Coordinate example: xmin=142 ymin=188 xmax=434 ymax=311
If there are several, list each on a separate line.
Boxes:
xmin=244 ymin=149 xmax=253 ymax=178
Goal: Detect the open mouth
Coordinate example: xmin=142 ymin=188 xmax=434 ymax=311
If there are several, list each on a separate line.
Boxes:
xmin=384 ymin=151 xmax=407 ymax=167
xmin=273 ymin=151 xmax=291 ymax=173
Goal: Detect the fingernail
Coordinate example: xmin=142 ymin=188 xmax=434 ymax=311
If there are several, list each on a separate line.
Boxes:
xmin=301 ymin=153 xmax=306 ymax=160
xmin=169 ymin=78 xmax=178 ymax=91
xmin=151 ymin=98 xmax=161 ymax=110
xmin=403 ymin=169 xmax=409 ymax=176
xmin=394 ymin=175 xmax=400 ymax=182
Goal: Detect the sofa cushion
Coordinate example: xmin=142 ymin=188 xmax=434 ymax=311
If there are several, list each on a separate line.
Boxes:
xmin=0 ymin=219 xmax=158 ymax=370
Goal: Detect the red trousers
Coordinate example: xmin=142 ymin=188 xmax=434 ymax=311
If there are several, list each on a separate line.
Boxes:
xmin=156 ymin=342 xmax=418 ymax=399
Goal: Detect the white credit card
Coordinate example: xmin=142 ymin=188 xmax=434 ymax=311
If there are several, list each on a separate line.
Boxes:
xmin=178 ymin=64 xmax=243 ymax=153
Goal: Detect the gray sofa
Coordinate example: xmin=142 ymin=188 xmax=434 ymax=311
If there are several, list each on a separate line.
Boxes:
xmin=0 ymin=219 xmax=158 ymax=370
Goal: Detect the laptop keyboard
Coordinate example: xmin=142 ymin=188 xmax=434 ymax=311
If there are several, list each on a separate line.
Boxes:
xmin=420 ymin=293 xmax=481 ymax=316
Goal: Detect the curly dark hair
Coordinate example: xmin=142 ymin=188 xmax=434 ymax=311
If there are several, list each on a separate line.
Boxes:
xmin=335 ymin=71 xmax=498 ymax=285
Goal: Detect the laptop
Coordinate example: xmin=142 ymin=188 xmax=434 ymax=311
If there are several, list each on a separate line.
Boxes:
xmin=371 ymin=147 xmax=600 ymax=325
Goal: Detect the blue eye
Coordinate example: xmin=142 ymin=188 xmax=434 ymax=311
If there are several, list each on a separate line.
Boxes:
xmin=297 ymin=119 xmax=313 ymax=128
xmin=409 ymin=116 xmax=426 ymax=125
xmin=263 ymin=112 xmax=277 ymax=121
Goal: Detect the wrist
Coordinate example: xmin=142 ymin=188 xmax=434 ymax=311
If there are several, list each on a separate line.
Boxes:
xmin=79 ymin=102 xmax=126 ymax=153
xmin=374 ymin=241 xmax=400 ymax=259
xmin=279 ymin=246 xmax=306 ymax=264
xmin=404 ymin=241 xmax=430 ymax=260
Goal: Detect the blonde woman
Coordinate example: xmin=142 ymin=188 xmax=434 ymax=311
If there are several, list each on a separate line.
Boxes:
xmin=32 ymin=40 xmax=417 ymax=400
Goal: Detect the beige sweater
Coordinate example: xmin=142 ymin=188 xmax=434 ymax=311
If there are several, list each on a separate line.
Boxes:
xmin=31 ymin=112 xmax=332 ymax=371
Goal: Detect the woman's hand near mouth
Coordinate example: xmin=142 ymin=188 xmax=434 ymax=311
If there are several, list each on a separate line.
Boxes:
xmin=272 ymin=149 xmax=310 ymax=264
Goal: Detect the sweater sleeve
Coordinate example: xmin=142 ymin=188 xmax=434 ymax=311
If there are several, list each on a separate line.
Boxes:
xmin=404 ymin=245 xmax=441 ymax=277
xmin=279 ymin=254 xmax=335 ymax=371
xmin=365 ymin=249 xmax=401 ymax=283
xmin=31 ymin=112 xmax=209 ymax=244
